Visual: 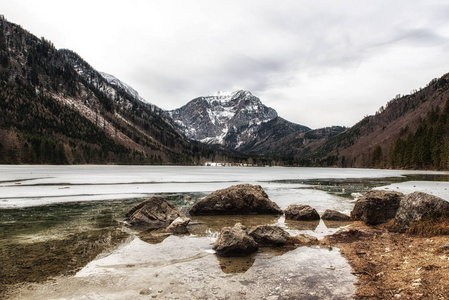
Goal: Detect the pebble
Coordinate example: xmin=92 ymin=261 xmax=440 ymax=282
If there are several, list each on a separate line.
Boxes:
xmin=412 ymin=278 xmax=421 ymax=287
xmin=139 ymin=288 xmax=152 ymax=295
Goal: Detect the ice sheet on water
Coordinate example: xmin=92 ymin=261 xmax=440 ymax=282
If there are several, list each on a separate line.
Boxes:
xmin=374 ymin=181 xmax=449 ymax=200
xmin=1 ymin=165 xmax=448 ymax=208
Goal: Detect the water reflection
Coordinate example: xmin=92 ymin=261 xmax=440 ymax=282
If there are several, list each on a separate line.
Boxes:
xmin=284 ymin=219 xmax=320 ymax=231
xmin=322 ymin=220 xmax=353 ymax=229
xmin=216 ymin=255 xmax=255 ymax=273
xmin=138 ymin=230 xmax=171 ymax=244
xmin=189 ymin=215 xmax=280 ymax=236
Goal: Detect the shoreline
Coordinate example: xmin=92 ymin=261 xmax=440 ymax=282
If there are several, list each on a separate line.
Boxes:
xmin=323 ymin=222 xmax=449 ymax=299
xmin=3 ymin=222 xmax=449 ymax=299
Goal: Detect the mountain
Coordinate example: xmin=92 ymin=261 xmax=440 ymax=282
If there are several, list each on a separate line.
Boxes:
xmin=167 ymin=90 xmax=310 ymax=151
xmin=99 ymin=72 xmax=145 ymax=104
xmin=313 ymin=74 xmax=449 ymax=169
xmin=0 ymin=17 xmax=226 ymax=165
xmin=3 ymin=16 xmax=447 ymax=169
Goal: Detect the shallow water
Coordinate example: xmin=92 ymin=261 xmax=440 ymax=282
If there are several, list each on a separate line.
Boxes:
xmin=15 ymin=236 xmax=355 ymax=300
xmin=2 ymin=166 xmax=449 ymax=299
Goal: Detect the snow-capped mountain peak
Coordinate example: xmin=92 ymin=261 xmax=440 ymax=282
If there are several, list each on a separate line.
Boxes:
xmin=167 ymin=90 xmax=279 ymax=149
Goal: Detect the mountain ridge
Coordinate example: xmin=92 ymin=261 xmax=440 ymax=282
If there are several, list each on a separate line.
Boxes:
xmin=0 ymin=17 xmax=233 ymax=165
xmin=167 ymin=90 xmax=310 ymax=151
xmin=1 ymin=15 xmax=448 ymax=169
xmin=311 ymin=74 xmax=449 ymax=169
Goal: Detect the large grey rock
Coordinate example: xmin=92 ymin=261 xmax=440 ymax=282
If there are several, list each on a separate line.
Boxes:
xmin=248 ymin=225 xmax=290 ymax=246
xmin=395 ymin=192 xmax=449 ymax=231
xmin=124 ymin=196 xmax=182 ymax=228
xmin=350 ymin=191 xmax=403 ymax=225
xmin=213 ymin=223 xmax=259 ymax=256
xmin=284 ymin=205 xmax=320 ymax=221
xmin=321 ymin=209 xmax=351 ymax=221
xmin=189 ymin=184 xmax=283 ymax=215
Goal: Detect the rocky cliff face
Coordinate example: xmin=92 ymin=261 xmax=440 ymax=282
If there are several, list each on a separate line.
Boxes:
xmin=167 ymin=90 xmax=309 ymax=150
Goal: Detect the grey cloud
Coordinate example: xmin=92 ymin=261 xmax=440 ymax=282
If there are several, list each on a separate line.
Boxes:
xmin=372 ymin=27 xmax=447 ymax=49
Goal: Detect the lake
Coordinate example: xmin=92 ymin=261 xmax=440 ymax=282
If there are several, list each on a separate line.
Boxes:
xmin=1 ymin=166 xmax=449 ymax=299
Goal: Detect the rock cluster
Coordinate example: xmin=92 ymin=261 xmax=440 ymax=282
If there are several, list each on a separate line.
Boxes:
xmin=350 ymin=190 xmax=449 ymax=232
xmin=212 ymin=223 xmax=324 ymax=256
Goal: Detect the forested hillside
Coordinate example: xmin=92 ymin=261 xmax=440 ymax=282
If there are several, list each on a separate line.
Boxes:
xmin=0 ymin=17 xmax=230 ymax=165
xmin=389 ymin=99 xmax=449 ymax=169
xmin=312 ymin=74 xmax=449 ymax=170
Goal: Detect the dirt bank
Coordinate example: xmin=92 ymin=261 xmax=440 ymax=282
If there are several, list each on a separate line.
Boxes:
xmin=323 ymin=222 xmax=449 ymax=299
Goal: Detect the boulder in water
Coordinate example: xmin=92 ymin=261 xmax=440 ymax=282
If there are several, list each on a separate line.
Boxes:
xmin=189 ymin=184 xmax=282 ymax=216
xmin=284 ymin=205 xmax=320 ymax=221
xmin=248 ymin=225 xmax=290 ymax=246
xmin=124 ymin=196 xmax=183 ymax=228
xmin=350 ymin=191 xmax=403 ymax=225
xmin=321 ymin=209 xmax=351 ymax=221
xmin=213 ymin=223 xmax=259 ymax=256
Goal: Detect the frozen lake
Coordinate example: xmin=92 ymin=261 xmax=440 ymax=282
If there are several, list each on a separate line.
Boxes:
xmin=2 ymin=165 xmax=449 ymax=299
xmin=1 ymin=165 xmax=448 ymax=209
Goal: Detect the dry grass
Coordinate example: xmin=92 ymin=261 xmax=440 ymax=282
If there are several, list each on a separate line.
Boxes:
xmin=327 ymin=223 xmax=449 ymax=299
xmin=407 ymin=217 xmax=449 ymax=237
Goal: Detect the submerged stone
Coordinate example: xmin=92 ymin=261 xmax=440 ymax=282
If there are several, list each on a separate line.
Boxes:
xmin=165 ymin=217 xmax=191 ymax=234
xmin=124 ymin=196 xmax=183 ymax=228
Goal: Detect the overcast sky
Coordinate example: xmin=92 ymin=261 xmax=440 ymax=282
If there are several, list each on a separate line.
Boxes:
xmin=4 ymin=1 xmax=449 ymax=128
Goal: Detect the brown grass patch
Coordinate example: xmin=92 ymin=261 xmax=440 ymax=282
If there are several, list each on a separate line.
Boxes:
xmin=407 ymin=217 xmax=449 ymax=237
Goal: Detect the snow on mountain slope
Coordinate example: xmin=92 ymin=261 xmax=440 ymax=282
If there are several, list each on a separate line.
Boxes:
xmin=167 ymin=90 xmax=281 ymax=148
xmin=99 ymin=72 xmax=146 ymax=103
